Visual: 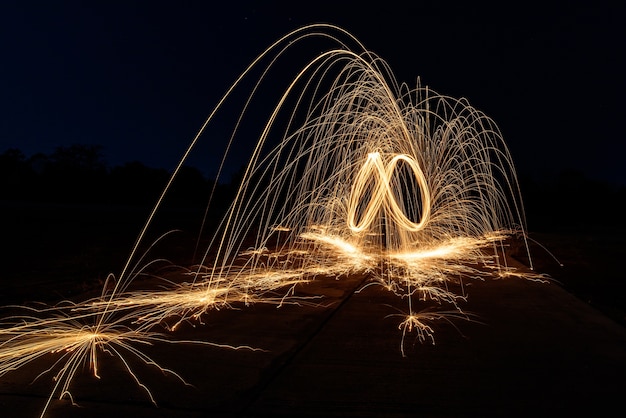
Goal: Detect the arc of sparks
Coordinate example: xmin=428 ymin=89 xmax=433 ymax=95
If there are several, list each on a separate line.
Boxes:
xmin=0 ymin=22 xmax=547 ymax=417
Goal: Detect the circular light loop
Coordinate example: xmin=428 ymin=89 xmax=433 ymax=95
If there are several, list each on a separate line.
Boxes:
xmin=347 ymin=152 xmax=431 ymax=233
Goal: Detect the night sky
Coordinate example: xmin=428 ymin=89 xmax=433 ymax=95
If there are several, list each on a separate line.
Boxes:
xmin=1 ymin=1 xmax=624 ymax=185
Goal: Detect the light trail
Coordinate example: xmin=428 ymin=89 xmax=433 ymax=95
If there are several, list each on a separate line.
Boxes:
xmin=0 ymin=23 xmax=543 ymax=416
xmin=347 ymin=152 xmax=431 ymax=235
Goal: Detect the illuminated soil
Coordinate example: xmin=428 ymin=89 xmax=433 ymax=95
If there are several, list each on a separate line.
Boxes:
xmin=2 ymin=257 xmax=626 ymax=417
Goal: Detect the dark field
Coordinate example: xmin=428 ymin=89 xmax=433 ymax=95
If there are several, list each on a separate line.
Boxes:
xmin=1 ymin=201 xmax=207 ymax=304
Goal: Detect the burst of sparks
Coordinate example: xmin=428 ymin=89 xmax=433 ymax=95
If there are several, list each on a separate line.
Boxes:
xmin=1 ymin=24 xmax=545 ymax=416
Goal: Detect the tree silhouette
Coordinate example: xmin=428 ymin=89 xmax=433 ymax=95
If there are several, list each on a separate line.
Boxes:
xmin=37 ymin=144 xmax=108 ymax=203
xmin=108 ymin=161 xmax=170 ymax=205
xmin=0 ymin=148 xmax=36 ymax=199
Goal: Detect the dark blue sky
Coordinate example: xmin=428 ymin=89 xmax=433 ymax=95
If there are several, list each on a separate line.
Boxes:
xmin=1 ymin=1 xmax=624 ymax=184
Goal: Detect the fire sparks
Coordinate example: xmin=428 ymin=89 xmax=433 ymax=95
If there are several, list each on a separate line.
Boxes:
xmin=1 ymin=24 xmax=542 ymax=416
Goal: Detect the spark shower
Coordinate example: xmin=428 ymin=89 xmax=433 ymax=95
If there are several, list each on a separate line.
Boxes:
xmin=0 ymin=24 xmax=541 ymax=417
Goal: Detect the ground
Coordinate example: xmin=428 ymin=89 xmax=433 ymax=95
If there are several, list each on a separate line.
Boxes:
xmin=1 ymin=201 xmax=625 ymax=417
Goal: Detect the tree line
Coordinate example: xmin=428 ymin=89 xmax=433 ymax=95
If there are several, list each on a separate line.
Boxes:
xmin=0 ymin=145 xmax=237 ymax=208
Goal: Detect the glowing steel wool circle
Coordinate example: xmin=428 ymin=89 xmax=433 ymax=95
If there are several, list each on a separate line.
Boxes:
xmin=347 ymin=152 xmax=431 ymax=233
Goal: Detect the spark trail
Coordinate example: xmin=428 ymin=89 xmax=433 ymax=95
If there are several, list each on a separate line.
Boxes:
xmin=175 ymin=24 xmax=536 ymax=345
xmin=0 ymin=24 xmax=543 ymax=416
